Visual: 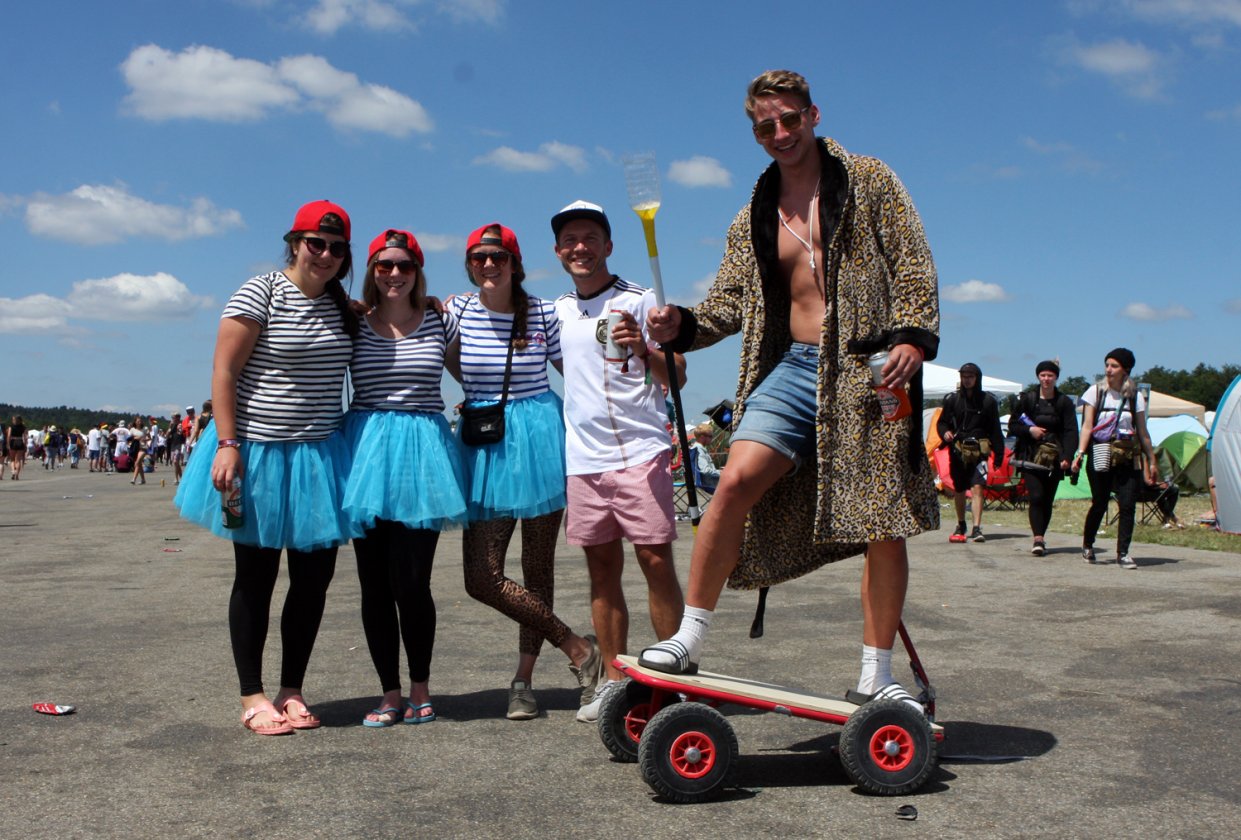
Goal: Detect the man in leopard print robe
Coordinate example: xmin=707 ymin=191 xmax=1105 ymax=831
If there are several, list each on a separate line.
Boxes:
xmin=641 ymin=70 xmax=939 ymax=705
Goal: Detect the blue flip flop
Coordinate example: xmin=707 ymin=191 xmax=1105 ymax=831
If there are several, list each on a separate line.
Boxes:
xmin=362 ymin=705 xmax=402 ymax=728
xmin=404 ymin=701 xmax=436 ymax=724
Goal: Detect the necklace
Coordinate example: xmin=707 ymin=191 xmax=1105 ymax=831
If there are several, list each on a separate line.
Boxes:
xmin=778 ymin=184 xmax=820 ymax=276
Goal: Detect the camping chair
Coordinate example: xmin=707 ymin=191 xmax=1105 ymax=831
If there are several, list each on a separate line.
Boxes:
xmin=982 ymin=448 xmax=1027 ymax=511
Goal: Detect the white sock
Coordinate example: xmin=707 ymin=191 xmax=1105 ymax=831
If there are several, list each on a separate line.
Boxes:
xmin=643 ymin=606 xmax=712 ymax=666
xmin=857 ymin=645 xmax=894 ymax=694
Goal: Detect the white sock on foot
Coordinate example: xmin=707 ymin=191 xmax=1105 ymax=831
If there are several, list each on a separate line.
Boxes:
xmin=857 ymin=645 xmax=894 ymax=695
xmin=642 ymin=606 xmax=712 ymax=667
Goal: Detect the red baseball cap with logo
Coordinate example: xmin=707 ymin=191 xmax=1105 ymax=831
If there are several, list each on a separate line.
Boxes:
xmin=368 ymin=229 xmax=424 ymax=267
xmin=466 ymin=222 xmax=522 ymax=262
xmin=285 ymin=200 xmax=351 ymax=242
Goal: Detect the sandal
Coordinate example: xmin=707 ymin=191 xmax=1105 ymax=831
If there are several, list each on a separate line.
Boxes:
xmin=362 ymin=705 xmax=402 ymax=728
xmin=242 ymin=701 xmax=294 ymax=736
xmin=403 ymin=701 xmax=436 ymax=724
xmin=277 ymin=695 xmax=322 ymax=730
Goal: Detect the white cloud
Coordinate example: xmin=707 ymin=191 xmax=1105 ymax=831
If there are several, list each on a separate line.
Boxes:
xmin=279 ymin=55 xmax=433 ymax=136
xmin=1120 ymin=301 xmax=1194 ymax=320
xmin=22 ymin=185 xmax=243 ymax=245
xmin=438 ymin=0 xmax=505 ymax=24
xmin=120 ymin=44 xmax=432 ymax=136
xmin=689 ymin=273 xmax=717 ymax=302
xmin=121 ymin=44 xmax=299 ymax=122
xmin=668 ymin=156 xmax=732 ymax=189
xmin=1059 ymin=37 xmax=1167 ymax=99
xmin=1225 ymin=298 xmax=1241 ymax=314
xmin=414 ymin=233 xmax=465 ymax=253
xmin=1206 ymin=103 xmax=1241 ymax=122
xmin=943 ymin=279 xmax=1010 ymax=303
xmin=473 ymin=142 xmax=589 ymax=173
xmin=1020 ymin=137 xmax=1104 ymax=174
xmin=0 ymin=294 xmax=73 ymax=334
xmin=69 ymin=273 xmax=214 ymax=322
xmin=1114 ymin=0 xmax=1241 ymax=27
xmin=305 ymin=0 xmax=415 ymax=35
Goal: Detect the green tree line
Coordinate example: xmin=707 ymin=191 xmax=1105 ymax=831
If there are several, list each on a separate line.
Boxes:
xmin=1018 ymin=363 xmax=1240 ymax=412
xmin=1 ymin=403 xmax=168 ymax=434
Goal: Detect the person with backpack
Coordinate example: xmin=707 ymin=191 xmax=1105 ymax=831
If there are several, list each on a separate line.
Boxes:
xmin=1008 ymin=361 xmax=1079 ymax=556
xmin=1071 ymin=348 xmax=1158 ymax=569
xmin=937 ymin=363 xmax=1004 ymax=543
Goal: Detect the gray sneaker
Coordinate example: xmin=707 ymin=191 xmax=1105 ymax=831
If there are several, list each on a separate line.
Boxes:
xmin=575 ymin=678 xmax=619 ymax=723
xmin=568 ymin=634 xmax=603 ymax=706
xmin=507 ymin=680 xmax=538 ymax=720
xmin=1118 ymin=554 xmax=1138 ymax=570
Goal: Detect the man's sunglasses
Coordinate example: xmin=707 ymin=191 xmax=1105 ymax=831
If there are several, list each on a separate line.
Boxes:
xmin=301 ymin=237 xmax=349 ymax=258
xmin=752 ymin=106 xmax=812 ymax=141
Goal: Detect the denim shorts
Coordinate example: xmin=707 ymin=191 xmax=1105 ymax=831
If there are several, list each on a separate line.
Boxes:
xmin=731 ymin=342 xmax=819 ymax=467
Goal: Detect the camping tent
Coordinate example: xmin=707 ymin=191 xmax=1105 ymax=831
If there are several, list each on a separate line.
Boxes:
xmin=922 ymin=363 xmax=1022 ymax=399
xmin=1154 ymin=431 xmax=1209 ymax=493
xmin=1146 ymin=415 xmax=1210 ymax=447
xmin=1209 ymin=375 xmax=1241 ymax=534
xmin=1145 ymin=390 xmax=1207 ymax=423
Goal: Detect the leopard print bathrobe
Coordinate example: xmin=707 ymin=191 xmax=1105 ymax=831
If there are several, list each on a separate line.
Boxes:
xmin=671 ymin=138 xmax=941 ymax=589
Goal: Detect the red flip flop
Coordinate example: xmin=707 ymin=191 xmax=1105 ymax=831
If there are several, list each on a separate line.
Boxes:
xmin=32 ymin=703 xmax=76 ymax=715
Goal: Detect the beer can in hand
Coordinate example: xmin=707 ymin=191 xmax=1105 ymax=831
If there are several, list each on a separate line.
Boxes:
xmin=867 ymin=351 xmax=912 ymax=422
xmin=605 ymin=309 xmax=627 ymax=363
xmin=222 ymin=477 xmax=244 ymax=529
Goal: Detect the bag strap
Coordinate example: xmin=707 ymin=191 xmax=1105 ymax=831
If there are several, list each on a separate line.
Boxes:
xmin=496 ymin=308 xmax=519 ymax=410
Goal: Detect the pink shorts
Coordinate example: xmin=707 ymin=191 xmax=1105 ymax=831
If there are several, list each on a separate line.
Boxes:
xmin=565 ymin=450 xmax=678 ymax=547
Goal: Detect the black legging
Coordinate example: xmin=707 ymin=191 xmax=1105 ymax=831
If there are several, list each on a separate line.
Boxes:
xmin=1024 ymin=468 xmax=1063 ymax=538
xmin=1083 ymin=458 xmax=1141 ymax=556
xmin=229 ymin=543 xmax=337 ymax=696
xmin=354 ymin=520 xmax=439 ymax=692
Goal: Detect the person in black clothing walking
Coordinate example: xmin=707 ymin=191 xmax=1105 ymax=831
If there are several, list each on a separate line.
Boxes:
xmin=1008 ymin=360 xmax=1079 ymax=555
xmin=937 ymin=363 xmax=1004 ymax=543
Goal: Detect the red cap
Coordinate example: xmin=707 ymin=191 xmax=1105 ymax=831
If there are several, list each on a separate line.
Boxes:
xmin=368 ymin=229 xmax=424 ymax=267
xmin=286 ymin=200 xmax=350 ymax=242
xmin=466 ymin=222 xmax=522 ymax=262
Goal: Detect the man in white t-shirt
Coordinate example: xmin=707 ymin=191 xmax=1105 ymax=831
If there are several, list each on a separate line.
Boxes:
xmin=87 ymin=424 xmax=103 ymax=472
xmin=550 ymin=200 xmax=687 ymax=723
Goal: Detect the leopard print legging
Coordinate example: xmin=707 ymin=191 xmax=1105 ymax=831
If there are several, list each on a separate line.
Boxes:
xmin=462 ymin=510 xmax=569 ymax=656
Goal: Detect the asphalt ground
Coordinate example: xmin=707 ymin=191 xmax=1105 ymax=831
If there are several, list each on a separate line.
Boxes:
xmin=2 ymin=463 xmax=1239 ymax=838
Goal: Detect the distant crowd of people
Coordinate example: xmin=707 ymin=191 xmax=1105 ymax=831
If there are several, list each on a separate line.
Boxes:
xmin=3 ymin=403 xmax=214 ymax=486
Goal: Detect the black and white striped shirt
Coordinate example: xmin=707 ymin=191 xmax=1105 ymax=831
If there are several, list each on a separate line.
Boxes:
xmin=349 ymin=309 xmax=458 ymax=413
xmin=222 ymin=272 xmax=351 ymax=441
xmin=449 ymin=294 xmax=561 ymax=401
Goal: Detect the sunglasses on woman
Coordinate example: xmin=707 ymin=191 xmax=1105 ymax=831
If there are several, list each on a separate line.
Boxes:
xmin=301 ymin=236 xmax=349 ymax=258
xmin=468 ymin=251 xmax=511 ymax=266
xmin=751 ymin=106 xmax=812 ymax=141
xmin=375 ymin=259 xmax=418 ymax=275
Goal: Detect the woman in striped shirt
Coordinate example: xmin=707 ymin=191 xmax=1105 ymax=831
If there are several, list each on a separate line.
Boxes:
xmin=341 ymin=229 xmax=468 ymax=727
xmin=449 ymin=223 xmax=602 ymax=721
xmin=175 ymin=200 xmax=358 ymax=736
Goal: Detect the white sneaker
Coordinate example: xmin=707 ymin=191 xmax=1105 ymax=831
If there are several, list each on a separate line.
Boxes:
xmin=1119 ymin=554 xmax=1138 ymax=570
xmin=575 ymin=678 xmax=619 ymax=723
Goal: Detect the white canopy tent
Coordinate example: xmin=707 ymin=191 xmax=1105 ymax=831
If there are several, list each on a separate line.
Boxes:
xmin=921 ymin=362 xmax=1022 ymax=400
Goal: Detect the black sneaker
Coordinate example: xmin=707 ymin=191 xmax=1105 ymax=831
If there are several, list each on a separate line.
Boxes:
xmin=1031 ymin=540 xmax=1046 ymax=556
xmin=970 ymin=526 xmax=985 ymax=543
xmin=1082 ymin=546 xmax=1096 ymax=564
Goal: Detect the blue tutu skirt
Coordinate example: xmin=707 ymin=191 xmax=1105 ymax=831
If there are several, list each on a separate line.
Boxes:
xmin=458 ymin=390 xmax=567 ymax=521
xmin=342 ymin=409 xmax=468 ymax=533
xmin=173 ymin=420 xmax=354 ymax=551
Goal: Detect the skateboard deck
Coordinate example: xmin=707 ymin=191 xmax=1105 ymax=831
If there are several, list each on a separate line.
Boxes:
xmin=616 ymin=655 xmax=943 ymax=734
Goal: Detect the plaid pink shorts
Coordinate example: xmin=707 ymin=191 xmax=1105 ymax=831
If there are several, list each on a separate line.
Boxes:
xmin=565 ymin=450 xmax=677 ymax=547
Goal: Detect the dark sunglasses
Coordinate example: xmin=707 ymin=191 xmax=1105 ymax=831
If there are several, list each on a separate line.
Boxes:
xmin=751 ymin=106 xmax=811 ymax=141
xmin=468 ymin=251 xmax=511 ymax=266
xmin=375 ymin=259 xmax=418 ymax=275
xmin=301 ymin=236 xmax=349 ymax=258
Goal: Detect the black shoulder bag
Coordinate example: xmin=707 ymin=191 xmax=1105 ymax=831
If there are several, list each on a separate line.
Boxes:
xmin=459 ymin=310 xmax=518 ymax=446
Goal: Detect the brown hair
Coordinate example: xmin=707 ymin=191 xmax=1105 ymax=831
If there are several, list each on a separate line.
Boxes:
xmin=282 ymin=222 xmax=358 ymax=338
xmin=744 ymin=69 xmax=813 ymax=120
xmin=465 ymin=225 xmax=530 ymax=350
xmin=362 ymin=252 xmax=427 ymax=312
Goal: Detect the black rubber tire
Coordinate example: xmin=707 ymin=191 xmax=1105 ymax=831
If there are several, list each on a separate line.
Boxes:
xmin=597 ymin=678 xmax=671 ymax=763
xmin=637 ymin=703 xmax=738 ymax=803
xmin=838 ymin=699 xmax=937 ymax=795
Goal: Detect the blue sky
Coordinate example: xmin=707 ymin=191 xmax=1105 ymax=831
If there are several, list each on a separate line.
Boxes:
xmin=3 ymin=0 xmax=1240 ymax=421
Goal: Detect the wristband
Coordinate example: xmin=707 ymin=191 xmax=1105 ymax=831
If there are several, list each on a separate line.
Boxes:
xmin=217 ymin=439 xmax=241 ymax=450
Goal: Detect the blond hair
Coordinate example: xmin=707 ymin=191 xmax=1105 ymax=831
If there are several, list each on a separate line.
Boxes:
xmin=745 ymin=69 xmax=812 ymax=120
